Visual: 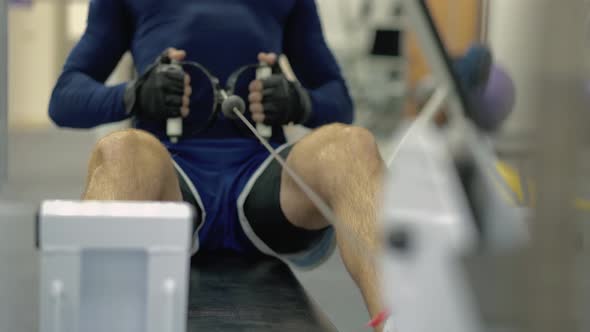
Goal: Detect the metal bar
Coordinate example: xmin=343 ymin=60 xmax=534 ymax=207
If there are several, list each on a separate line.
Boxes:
xmin=479 ymin=0 xmax=490 ymax=43
xmin=0 ymin=0 xmax=8 ymax=191
xmin=403 ymin=0 xmax=470 ymax=121
xmin=403 ymin=0 xmax=475 ymax=164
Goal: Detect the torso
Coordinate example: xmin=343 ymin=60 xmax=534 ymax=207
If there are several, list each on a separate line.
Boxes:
xmin=125 ymin=0 xmax=297 ymax=141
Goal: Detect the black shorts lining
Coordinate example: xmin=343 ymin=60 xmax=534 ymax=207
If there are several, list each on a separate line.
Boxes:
xmin=243 ymin=145 xmax=329 ymax=255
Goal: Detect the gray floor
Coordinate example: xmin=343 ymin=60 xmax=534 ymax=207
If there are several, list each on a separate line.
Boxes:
xmin=0 ymin=126 xmax=370 ymax=332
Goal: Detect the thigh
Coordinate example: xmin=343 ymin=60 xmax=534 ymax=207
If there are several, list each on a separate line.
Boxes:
xmin=243 ymin=145 xmax=330 ymax=255
xmin=279 ymin=129 xmax=337 ymax=232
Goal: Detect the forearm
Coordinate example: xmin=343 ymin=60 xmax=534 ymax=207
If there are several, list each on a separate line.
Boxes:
xmin=304 ymin=80 xmax=354 ymax=128
xmin=49 ymin=71 xmax=129 ymax=129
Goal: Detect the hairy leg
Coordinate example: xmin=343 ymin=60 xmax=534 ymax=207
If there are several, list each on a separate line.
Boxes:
xmin=280 ymin=124 xmax=386 ymax=329
xmin=83 ymin=129 xmax=182 ymax=202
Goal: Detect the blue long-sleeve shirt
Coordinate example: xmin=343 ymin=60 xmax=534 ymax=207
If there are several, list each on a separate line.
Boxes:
xmin=48 ymin=0 xmax=354 ymax=141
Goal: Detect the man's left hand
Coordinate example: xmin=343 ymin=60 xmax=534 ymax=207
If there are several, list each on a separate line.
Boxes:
xmin=248 ymin=53 xmax=312 ymax=126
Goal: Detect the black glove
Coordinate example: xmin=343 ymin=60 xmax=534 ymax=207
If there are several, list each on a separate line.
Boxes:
xmin=259 ymin=71 xmax=312 ymax=126
xmin=124 ymin=54 xmax=186 ymax=122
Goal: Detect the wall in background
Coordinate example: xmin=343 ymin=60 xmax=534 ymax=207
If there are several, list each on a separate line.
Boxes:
xmin=8 ymin=1 xmax=61 ymax=129
xmin=8 ymin=0 xmax=132 ymax=134
xmin=488 ymin=0 xmax=589 ymax=152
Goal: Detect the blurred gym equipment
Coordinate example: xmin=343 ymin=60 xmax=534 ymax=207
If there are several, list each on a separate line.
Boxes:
xmin=380 ymin=2 xmax=589 ymax=332
xmin=381 ymin=2 xmax=526 ymax=331
xmin=414 ymin=62 xmax=516 ymax=132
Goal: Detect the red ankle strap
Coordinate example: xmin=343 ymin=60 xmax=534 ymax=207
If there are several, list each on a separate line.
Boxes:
xmin=366 ymin=309 xmax=391 ymax=328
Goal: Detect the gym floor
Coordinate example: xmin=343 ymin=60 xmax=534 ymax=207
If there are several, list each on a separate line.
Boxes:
xmin=2 ymin=126 xmax=371 ymax=332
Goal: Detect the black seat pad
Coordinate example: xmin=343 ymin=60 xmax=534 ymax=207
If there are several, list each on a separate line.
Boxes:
xmin=188 ymin=253 xmax=338 ymax=331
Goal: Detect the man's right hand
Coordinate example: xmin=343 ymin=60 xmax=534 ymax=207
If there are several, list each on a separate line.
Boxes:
xmin=124 ymin=48 xmax=192 ymax=121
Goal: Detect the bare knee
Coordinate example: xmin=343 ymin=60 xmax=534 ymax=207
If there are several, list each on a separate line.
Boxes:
xmin=91 ymin=129 xmax=169 ymax=169
xmin=89 ymin=129 xmax=176 ymax=183
xmin=282 ymin=124 xmax=383 ymax=221
xmin=319 ymin=124 xmax=379 ymax=157
xmin=93 ymin=129 xmax=163 ymax=158
xmin=86 ymin=129 xmax=181 ymax=201
xmin=294 ymin=124 xmax=382 ymax=172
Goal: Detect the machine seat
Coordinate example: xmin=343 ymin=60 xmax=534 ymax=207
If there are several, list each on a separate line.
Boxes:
xmin=188 ymin=253 xmax=338 ymax=331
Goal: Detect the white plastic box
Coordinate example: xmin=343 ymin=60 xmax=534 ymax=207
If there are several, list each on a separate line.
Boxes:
xmin=39 ymin=201 xmax=193 ymax=332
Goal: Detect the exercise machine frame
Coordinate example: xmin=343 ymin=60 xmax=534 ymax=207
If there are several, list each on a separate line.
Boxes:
xmin=381 ymin=1 xmax=587 ymax=332
xmin=38 ymin=201 xmax=193 ymax=332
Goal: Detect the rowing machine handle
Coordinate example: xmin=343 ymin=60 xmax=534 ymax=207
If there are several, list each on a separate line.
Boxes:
xmin=256 ymin=63 xmax=273 ymax=138
xmin=166 ymin=61 xmax=184 ymax=143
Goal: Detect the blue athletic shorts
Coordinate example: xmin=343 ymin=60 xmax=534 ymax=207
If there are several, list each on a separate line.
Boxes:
xmin=165 ymin=138 xmax=335 ymax=270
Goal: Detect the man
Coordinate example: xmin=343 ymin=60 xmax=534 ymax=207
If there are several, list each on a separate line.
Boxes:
xmin=49 ymin=0 xmax=390 ymax=330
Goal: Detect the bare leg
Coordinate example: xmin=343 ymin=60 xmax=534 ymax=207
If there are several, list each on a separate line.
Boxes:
xmin=280 ymin=124 xmax=386 ymax=330
xmin=83 ymin=129 xmax=182 ymax=202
